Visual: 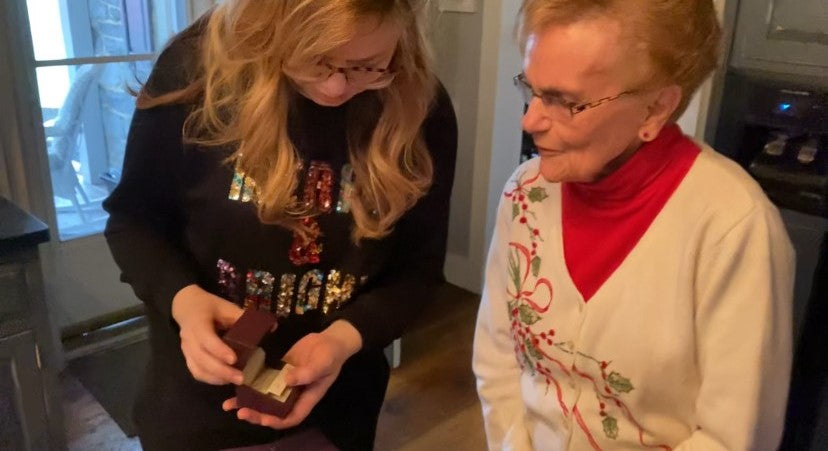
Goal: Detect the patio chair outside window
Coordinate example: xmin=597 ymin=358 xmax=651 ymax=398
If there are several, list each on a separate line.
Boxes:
xmin=43 ymin=64 xmax=103 ymax=222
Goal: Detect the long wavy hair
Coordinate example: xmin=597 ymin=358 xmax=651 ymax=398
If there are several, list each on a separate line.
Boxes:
xmin=139 ymin=0 xmax=436 ymax=241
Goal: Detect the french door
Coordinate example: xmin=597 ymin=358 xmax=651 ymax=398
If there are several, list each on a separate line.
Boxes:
xmin=2 ymin=0 xmax=211 ymax=346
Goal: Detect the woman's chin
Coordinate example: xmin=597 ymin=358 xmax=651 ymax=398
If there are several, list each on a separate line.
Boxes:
xmin=539 ymin=167 xmax=567 ymax=183
xmin=313 ymin=98 xmax=347 ymax=107
xmin=539 ymin=163 xmax=594 ymax=184
xmin=308 ymin=92 xmax=352 ymax=107
xmin=539 ymin=157 xmax=569 ymax=183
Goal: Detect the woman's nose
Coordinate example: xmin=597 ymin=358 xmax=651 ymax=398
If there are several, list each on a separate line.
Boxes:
xmin=317 ymin=72 xmax=348 ymax=98
xmin=522 ymin=98 xmax=552 ymax=135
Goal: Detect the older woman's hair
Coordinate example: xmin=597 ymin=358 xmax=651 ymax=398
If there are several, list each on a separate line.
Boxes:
xmin=140 ymin=0 xmax=435 ymax=241
xmin=518 ymin=0 xmax=722 ymax=120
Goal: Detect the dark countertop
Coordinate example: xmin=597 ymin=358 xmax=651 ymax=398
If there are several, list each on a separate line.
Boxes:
xmin=0 ymin=197 xmax=49 ymax=252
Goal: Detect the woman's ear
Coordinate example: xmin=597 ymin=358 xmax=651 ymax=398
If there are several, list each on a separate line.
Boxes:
xmin=638 ymin=85 xmax=682 ymax=142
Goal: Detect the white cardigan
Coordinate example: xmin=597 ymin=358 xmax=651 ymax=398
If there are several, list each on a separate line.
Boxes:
xmin=473 ymin=146 xmax=795 ymax=450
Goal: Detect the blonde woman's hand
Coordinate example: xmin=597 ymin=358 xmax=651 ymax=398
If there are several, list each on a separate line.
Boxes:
xmin=222 ymin=320 xmax=363 ymax=429
xmin=171 ymin=284 xmax=245 ymax=385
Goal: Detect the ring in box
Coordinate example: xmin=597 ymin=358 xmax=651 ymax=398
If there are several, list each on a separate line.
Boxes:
xmin=223 ymin=309 xmax=301 ymax=418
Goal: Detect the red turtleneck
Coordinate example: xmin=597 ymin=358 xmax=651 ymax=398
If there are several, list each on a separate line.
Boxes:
xmin=562 ymin=124 xmax=700 ymax=302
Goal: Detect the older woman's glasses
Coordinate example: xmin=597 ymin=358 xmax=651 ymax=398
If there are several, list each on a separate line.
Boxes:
xmin=514 ymin=73 xmax=635 ymax=119
xmin=307 ymin=60 xmax=396 ymax=89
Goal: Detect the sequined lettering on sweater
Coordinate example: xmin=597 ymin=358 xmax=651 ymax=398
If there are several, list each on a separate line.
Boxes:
xmin=217 ymin=259 xmax=365 ymax=317
xmin=289 ymin=162 xmax=334 ymax=265
xmin=227 ymin=161 xmax=353 ymax=266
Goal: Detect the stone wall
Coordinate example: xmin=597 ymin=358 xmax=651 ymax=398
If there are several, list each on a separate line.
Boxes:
xmin=87 ymin=0 xmax=151 ymax=177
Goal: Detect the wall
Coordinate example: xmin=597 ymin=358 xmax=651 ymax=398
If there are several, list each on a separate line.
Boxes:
xmin=82 ymin=0 xmax=211 ymax=180
xmin=430 ymin=7 xmax=484 ymax=259
xmin=88 ymin=0 xmax=138 ymax=172
xmin=440 ymin=0 xmax=525 ymax=293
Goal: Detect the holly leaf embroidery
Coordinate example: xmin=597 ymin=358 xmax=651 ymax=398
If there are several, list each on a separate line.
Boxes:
xmin=607 ymin=372 xmax=634 ymax=394
xmin=512 ymin=202 xmax=520 ymax=220
xmin=531 ymin=256 xmax=542 ymax=277
xmin=528 ymin=187 xmax=548 ymax=203
xmin=518 ymin=304 xmax=541 ymax=325
xmin=525 ymin=338 xmax=542 ymax=360
xmin=602 ymin=415 xmax=619 ymax=439
xmin=520 ymin=352 xmax=536 ymax=375
xmin=508 ymin=251 xmax=523 ymax=295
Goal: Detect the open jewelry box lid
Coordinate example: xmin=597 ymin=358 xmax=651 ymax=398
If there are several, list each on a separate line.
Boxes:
xmin=223 ymin=309 xmax=301 ymax=418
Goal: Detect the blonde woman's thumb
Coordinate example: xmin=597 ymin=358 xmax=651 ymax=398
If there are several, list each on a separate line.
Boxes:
xmin=213 ymin=297 xmax=245 ymax=330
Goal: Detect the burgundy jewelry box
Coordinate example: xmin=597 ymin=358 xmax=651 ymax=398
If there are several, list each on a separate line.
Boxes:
xmin=223 ymin=309 xmax=301 ymax=418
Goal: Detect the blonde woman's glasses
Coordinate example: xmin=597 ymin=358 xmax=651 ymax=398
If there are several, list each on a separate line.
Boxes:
xmin=514 ymin=73 xmax=636 ymax=119
xmin=308 ymin=60 xmax=396 ymax=89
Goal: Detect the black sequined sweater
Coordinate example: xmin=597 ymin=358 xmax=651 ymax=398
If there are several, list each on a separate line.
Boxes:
xmin=102 ymin=25 xmax=457 ymax=441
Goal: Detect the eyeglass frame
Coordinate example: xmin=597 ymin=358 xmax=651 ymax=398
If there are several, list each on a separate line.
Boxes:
xmin=315 ymin=60 xmax=397 ymax=87
xmin=513 ymin=73 xmax=638 ymax=117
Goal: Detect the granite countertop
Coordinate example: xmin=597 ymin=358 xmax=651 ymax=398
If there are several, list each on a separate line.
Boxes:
xmin=0 ymin=197 xmax=49 ymax=252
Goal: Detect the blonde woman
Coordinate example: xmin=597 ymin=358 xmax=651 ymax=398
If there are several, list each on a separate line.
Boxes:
xmin=103 ymin=1 xmax=457 ymax=449
xmin=473 ymin=1 xmax=793 ymax=449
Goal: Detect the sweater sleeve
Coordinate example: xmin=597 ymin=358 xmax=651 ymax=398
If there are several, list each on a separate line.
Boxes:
xmin=330 ymin=84 xmax=458 ymax=351
xmin=675 ymin=205 xmax=794 ymax=451
xmin=473 ymin=188 xmax=534 ymax=451
xmin=102 ymin=36 xmax=201 ymax=320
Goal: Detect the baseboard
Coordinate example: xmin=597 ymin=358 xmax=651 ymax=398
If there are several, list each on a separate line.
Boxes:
xmin=62 ymin=312 xmax=148 ymax=361
xmin=60 ymin=304 xmax=146 ymax=342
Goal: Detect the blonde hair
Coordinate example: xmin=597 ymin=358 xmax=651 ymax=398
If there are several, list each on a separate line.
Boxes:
xmin=518 ymin=0 xmax=721 ymax=120
xmin=139 ymin=0 xmax=436 ymax=241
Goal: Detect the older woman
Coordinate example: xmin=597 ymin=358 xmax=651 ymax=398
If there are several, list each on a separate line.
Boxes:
xmin=473 ymin=1 xmax=794 ymax=450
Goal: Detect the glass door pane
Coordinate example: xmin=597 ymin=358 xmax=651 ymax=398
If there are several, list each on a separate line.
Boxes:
xmin=26 ymin=0 xmax=187 ymax=60
xmin=37 ymin=61 xmax=152 ymax=240
xmin=25 ymin=0 xmax=187 ymax=240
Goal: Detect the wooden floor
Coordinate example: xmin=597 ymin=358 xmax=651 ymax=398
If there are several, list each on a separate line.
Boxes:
xmin=374 ymin=284 xmax=486 ymax=450
xmin=61 ymin=283 xmax=486 ymax=450
xmin=61 ymin=372 xmax=141 ymax=451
